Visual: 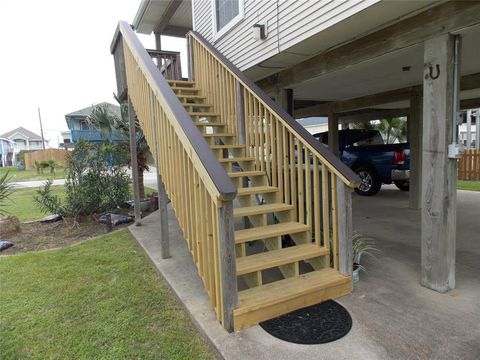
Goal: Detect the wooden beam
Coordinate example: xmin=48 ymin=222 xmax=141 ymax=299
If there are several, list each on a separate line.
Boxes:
xmin=295 ymin=73 xmax=480 ymax=118
xmin=161 ymin=25 xmax=192 ymax=38
xmin=257 ymin=1 xmax=480 ymax=93
xmin=154 ymin=0 xmax=183 ymax=33
xmin=460 ymin=97 xmax=480 ymax=110
xmin=421 ymin=34 xmax=457 ymax=293
xmin=338 ymin=108 xmax=409 ymax=123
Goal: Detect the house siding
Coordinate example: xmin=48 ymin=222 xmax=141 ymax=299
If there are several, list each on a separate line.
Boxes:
xmin=192 ymin=0 xmax=378 ymax=72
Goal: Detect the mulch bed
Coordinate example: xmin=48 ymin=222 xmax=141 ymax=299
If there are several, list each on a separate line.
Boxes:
xmin=0 ymin=220 xmax=126 ymax=255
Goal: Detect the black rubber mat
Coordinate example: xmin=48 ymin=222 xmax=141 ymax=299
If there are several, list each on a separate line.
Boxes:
xmin=259 ymin=300 xmax=352 ymax=344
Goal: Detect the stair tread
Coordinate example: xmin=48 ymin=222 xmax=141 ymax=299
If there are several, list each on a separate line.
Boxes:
xmin=228 ymin=170 xmax=265 ymax=178
xmin=194 ymin=122 xmax=225 ymax=126
xmin=234 ymin=203 xmax=293 ymax=217
xmin=189 ymin=112 xmax=220 ymax=116
xmin=172 ymin=86 xmax=200 ymax=91
xmin=167 ymin=80 xmax=195 ymax=85
xmin=237 ymin=186 xmax=278 ymax=196
xmin=236 ymin=244 xmax=328 ymax=275
xmin=235 ymin=222 xmax=309 ymax=243
xmin=203 ymin=133 xmax=235 ymax=137
xmin=184 ymin=103 xmax=212 ymax=107
xmin=235 ymin=268 xmax=350 ymax=315
xmin=219 ymin=157 xmax=255 ymax=162
xmin=177 ymin=94 xmax=206 ymax=99
xmin=211 ymin=144 xmax=245 ymax=149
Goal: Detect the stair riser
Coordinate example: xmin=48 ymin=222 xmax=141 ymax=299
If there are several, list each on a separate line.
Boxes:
xmin=233 ymin=279 xmax=351 ymax=331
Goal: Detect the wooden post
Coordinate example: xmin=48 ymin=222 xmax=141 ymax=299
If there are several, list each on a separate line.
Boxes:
xmin=217 ymin=200 xmax=238 ymax=332
xmin=466 ymin=109 xmax=472 ymax=149
xmin=154 ymin=32 xmax=161 ymax=50
xmin=328 ymin=110 xmax=339 ymax=156
xmin=421 ymin=34 xmax=458 ymax=292
xmin=276 ymin=88 xmax=294 ymax=116
xmin=476 ymin=109 xmax=480 ymax=150
xmin=337 ymin=178 xmax=353 ymax=288
xmin=409 ymin=91 xmax=423 ymax=209
xmin=128 ymin=97 xmax=142 ymax=226
xmin=150 ymin=93 xmax=170 ymax=259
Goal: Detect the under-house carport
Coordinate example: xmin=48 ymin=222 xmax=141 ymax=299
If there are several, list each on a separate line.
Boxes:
xmin=256 ymin=5 xmax=480 ymax=293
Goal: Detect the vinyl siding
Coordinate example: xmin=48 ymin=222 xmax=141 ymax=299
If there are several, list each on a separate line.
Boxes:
xmin=192 ymin=0 xmax=378 ymax=71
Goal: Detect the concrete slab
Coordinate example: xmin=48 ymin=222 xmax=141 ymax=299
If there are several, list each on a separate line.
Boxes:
xmin=129 ymin=185 xmax=480 ymax=360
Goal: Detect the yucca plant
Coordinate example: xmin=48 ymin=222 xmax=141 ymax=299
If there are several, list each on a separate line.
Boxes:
xmin=0 ymin=171 xmax=14 ymax=216
xmin=352 ymin=232 xmax=380 ymax=274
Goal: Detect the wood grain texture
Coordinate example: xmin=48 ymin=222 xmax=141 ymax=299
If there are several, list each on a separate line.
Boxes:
xmin=421 ymin=34 xmax=457 ymax=293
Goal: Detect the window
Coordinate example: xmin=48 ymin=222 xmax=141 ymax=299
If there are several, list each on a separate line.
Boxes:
xmin=212 ymin=0 xmax=244 ymax=40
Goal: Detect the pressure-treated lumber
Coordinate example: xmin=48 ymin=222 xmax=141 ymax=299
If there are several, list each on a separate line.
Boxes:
xmin=236 ymin=244 xmax=329 ymax=276
xmin=233 ymin=203 xmax=293 ymax=217
xmin=236 ymin=186 xmax=278 ymax=196
xmin=233 ymin=269 xmax=351 ymax=330
xmin=227 ymin=170 xmax=264 ymax=178
xmin=234 ymin=222 xmax=310 ymax=244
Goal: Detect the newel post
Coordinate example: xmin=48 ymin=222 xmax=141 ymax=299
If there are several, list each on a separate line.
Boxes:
xmin=128 ymin=97 xmax=142 ymax=226
xmin=218 ymin=200 xmax=238 ymax=332
xmin=336 ymin=178 xmax=353 ymax=288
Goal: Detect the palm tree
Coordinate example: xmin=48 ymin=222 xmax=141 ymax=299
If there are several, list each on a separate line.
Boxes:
xmin=87 ymin=97 xmax=151 ymax=198
xmin=352 ymin=117 xmax=407 ymax=144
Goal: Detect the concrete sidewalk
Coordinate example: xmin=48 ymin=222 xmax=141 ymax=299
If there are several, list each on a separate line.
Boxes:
xmin=129 ymin=187 xmax=480 ymax=360
xmin=11 ymin=179 xmax=66 ymax=188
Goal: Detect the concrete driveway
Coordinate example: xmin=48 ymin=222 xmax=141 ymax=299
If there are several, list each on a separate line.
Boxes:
xmin=345 ymin=185 xmax=480 ymax=359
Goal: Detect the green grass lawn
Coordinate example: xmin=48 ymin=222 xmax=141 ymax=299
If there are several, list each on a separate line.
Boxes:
xmin=3 ymin=186 xmax=66 ymax=222
xmin=457 ymin=180 xmax=480 ymax=191
xmin=0 ymin=229 xmax=213 ymax=359
xmin=0 ymin=166 xmax=64 ymax=182
xmin=4 ymin=185 xmax=156 ymax=222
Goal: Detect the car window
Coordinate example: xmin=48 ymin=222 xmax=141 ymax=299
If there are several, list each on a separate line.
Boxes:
xmin=349 ymin=132 xmax=384 ymax=146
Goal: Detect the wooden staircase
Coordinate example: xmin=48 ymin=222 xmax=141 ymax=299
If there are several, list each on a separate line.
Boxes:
xmin=168 ymin=80 xmax=352 ymax=331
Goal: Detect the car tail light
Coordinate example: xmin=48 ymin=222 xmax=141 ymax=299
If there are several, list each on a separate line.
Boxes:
xmin=393 ymin=150 xmax=406 ymax=165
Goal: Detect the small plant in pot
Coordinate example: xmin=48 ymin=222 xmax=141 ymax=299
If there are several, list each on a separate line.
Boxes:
xmin=352 ymin=232 xmax=379 ymax=283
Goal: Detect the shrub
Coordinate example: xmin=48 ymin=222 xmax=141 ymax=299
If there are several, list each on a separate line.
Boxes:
xmin=0 ymin=171 xmax=14 ymax=216
xmin=34 ymin=140 xmax=130 ymax=218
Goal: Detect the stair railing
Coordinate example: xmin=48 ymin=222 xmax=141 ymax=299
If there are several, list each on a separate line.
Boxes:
xmin=188 ymin=31 xmax=360 ymax=278
xmin=112 ymin=21 xmax=238 ymax=331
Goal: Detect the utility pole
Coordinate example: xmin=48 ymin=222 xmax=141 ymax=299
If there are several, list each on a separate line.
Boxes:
xmin=38 ymin=107 xmax=46 ymax=149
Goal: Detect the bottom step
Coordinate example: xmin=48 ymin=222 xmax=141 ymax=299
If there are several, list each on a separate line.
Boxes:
xmin=233 ymin=268 xmax=351 ymax=331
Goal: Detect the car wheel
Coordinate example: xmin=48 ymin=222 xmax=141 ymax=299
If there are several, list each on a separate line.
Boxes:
xmin=354 ymin=166 xmax=381 ymax=196
xmin=394 ymin=180 xmax=409 ymax=191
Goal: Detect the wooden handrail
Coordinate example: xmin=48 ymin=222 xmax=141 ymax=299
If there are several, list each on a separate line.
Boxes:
xmin=116 ymin=21 xmax=236 ymax=201
xmin=188 ymin=31 xmax=360 ymax=188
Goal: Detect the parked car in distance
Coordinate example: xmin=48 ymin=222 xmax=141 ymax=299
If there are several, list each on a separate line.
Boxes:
xmin=314 ymin=129 xmax=410 ymax=196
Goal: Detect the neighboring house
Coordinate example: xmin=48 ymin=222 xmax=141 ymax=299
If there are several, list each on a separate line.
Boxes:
xmin=112 ymin=0 xmax=480 ymax=331
xmin=60 ymin=130 xmax=74 ymax=149
xmin=0 ymin=138 xmax=16 ymax=167
xmin=0 ymin=127 xmax=48 ymax=153
xmin=459 ymin=109 xmax=479 ymax=148
xmin=65 ymin=102 xmax=125 ymax=143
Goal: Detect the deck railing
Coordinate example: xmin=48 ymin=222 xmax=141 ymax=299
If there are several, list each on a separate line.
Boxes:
xmin=112 ymin=22 xmax=238 ymax=331
xmin=147 ymin=49 xmax=182 ymax=80
xmin=188 ymin=31 xmax=359 ymax=275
